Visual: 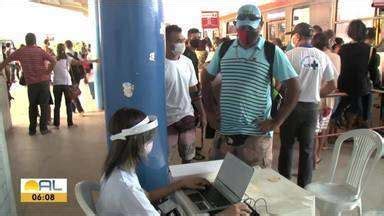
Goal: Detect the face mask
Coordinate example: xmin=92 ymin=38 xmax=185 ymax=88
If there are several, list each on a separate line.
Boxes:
xmin=189 ymin=39 xmax=200 ymax=48
xmin=172 ymin=43 xmax=186 ymax=56
xmin=237 ymin=28 xmax=259 ymax=46
xmin=144 ymin=141 xmax=153 ymax=155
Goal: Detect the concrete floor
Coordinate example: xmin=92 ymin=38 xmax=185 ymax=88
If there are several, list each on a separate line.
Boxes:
xmin=5 ymin=83 xmax=384 ymax=216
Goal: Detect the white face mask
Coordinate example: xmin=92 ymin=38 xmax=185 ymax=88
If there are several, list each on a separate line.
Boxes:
xmin=172 ymin=43 xmax=186 ymax=56
xmin=144 ymin=141 xmax=154 ymax=155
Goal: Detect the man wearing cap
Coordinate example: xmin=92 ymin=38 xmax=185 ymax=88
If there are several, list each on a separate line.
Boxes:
xmin=204 ymin=4 xmax=300 ymax=167
xmin=278 ymin=22 xmax=336 ymax=188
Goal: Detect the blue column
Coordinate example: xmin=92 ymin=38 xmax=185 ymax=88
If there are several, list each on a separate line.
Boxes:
xmin=88 ymin=0 xmax=104 ymax=110
xmin=98 ymin=0 xmax=168 ymax=190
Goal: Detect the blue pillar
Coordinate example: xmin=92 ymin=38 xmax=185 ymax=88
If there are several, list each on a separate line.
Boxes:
xmin=98 ymin=0 xmax=168 ymax=190
xmin=88 ymin=0 xmax=104 ymax=110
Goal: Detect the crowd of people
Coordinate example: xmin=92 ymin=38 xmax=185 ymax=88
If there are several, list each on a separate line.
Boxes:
xmin=0 ymin=33 xmax=99 ymax=135
xmin=162 ymin=4 xmax=382 ymax=189
xmin=97 ymin=4 xmax=382 ymax=216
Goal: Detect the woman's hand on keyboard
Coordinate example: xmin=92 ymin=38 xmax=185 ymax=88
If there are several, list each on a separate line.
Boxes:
xmin=179 ymin=177 xmax=210 ymax=190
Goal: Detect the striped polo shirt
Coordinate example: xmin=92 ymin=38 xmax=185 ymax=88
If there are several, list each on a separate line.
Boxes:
xmin=8 ymin=45 xmax=55 ymax=85
xmin=207 ymin=37 xmax=297 ymax=136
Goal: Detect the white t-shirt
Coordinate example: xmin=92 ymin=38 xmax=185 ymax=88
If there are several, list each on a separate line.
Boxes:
xmin=324 ymin=49 xmax=341 ymax=82
xmin=53 ymin=58 xmax=72 ymax=86
xmin=165 ymin=55 xmax=198 ymax=126
xmin=96 ymin=168 xmax=159 ymax=216
xmin=286 ymin=47 xmax=335 ymax=103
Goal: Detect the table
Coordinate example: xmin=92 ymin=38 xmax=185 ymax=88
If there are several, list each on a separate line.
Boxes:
xmin=170 ymin=160 xmax=315 ymax=216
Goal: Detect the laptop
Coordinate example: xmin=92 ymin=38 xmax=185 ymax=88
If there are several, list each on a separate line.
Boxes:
xmin=177 ymin=153 xmax=254 ymax=214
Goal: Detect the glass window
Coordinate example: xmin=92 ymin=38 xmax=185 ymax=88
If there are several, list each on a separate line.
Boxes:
xmin=292 ymin=7 xmax=310 ymax=26
xmin=337 ymin=0 xmax=375 ymax=21
xmin=268 ymin=20 xmax=286 ymax=43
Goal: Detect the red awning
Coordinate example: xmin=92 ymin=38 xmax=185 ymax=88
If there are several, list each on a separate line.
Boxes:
xmin=372 ymin=0 xmax=384 ymax=8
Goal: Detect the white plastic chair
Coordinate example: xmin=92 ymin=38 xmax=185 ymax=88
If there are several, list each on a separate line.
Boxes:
xmin=75 ymin=181 xmax=100 ymax=216
xmin=306 ymin=129 xmax=383 ymax=216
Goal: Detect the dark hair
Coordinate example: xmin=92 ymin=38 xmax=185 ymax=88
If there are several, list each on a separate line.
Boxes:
xmin=312 ymin=32 xmax=328 ymax=51
xmin=44 ymin=39 xmax=50 ymax=45
xmin=313 ymin=25 xmax=323 ymax=33
xmin=366 ymin=27 xmax=376 ymax=40
xmin=272 ymin=38 xmax=283 ymax=49
xmin=323 ymin=29 xmax=335 ymax=41
xmin=187 ymin=28 xmax=200 ymax=36
xmin=103 ymin=108 xmax=156 ymax=179
xmin=25 ymin=33 xmax=36 ymax=46
xmin=65 ymin=40 xmax=73 ymax=49
xmin=56 ymin=43 xmax=67 ymax=60
xmin=166 ymin=25 xmax=182 ymax=41
xmin=332 ymin=37 xmax=344 ymax=50
xmin=347 ymin=19 xmax=367 ymax=42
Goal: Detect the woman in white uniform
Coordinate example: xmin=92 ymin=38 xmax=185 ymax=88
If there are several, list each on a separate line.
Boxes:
xmin=96 ymin=108 xmax=251 ymax=216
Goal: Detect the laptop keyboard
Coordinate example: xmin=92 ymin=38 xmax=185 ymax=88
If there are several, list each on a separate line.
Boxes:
xmin=198 ymin=185 xmax=231 ymax=208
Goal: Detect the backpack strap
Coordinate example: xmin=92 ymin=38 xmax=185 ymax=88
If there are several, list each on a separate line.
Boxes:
xmin=219 ymin=39 xmax=235 ymax=63
xmin=264 ymin=41 xmax=277 ymax=101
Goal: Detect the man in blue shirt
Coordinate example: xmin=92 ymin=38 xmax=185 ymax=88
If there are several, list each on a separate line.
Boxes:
xmin=204 ymin=4 xmax=300 ymax=167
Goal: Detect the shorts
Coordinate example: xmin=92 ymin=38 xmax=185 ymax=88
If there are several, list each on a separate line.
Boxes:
xmin=316 ymin=107 xmax=332 ymax=132
xmin=167 ymin=116 xmax=196 ymax=161
xmin=209 ymin=133 xmax=272 ymax=168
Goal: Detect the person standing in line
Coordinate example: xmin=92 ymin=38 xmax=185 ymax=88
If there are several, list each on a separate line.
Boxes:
xmin=52 ymin=43 xmax=76 ymax=129
xmin=333 ymin=20 xmax=379 ymax=130
xmin=184 ymin=28 xmax=200 ymax=83
xmin=279 ymin=23 xmax=336 ymax=188
xmin=65 ymin=40 xmax=85 ymax=115
xmin=312 ymin=32 xmax=340 ymax=166
xmin=165 ymin=25 xmax=206 ymax=164
xmin=0 ymin=33 xmax=57 ymax=135
xmin=205 ymin=4 xmax=300 ymax=167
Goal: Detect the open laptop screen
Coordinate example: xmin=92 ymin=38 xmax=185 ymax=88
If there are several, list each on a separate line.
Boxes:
xmin=215 ymin=153 xmax=254 ymax=199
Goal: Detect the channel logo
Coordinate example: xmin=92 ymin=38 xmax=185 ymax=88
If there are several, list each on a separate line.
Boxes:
xmin=20 ymin=178 xmax=67 ymax=203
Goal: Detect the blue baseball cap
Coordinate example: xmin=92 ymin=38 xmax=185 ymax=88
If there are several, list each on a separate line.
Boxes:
xmin=235 ymin=4 xmax=262 ymax=30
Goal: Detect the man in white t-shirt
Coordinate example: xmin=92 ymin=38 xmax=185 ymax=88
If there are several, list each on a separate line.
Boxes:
xmin=278 ymin=23 xmax=336 ymax=188
xmin=165 ymin=25 xmax=206 ymax=163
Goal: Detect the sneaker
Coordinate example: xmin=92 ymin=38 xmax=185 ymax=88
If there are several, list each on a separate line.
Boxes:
xmin=40 ymin=129 xmax=51 ymax=135
xmin=54 ymin=126 xmax=60 ymax=130
xmin=29 ymin=131 xmax=36 ymax=136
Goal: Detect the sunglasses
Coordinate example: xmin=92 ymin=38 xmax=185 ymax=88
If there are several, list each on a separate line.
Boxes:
xmin=237 ymin=13 xmax=261 ymax=21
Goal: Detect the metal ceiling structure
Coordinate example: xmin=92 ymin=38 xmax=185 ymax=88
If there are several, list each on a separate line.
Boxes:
xmin=30 ymin=0 xmax=88 ymax=14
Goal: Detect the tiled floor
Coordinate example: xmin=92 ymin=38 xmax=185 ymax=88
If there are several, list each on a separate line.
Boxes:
xmin=5 ymin=83 xmax=384 ymax=216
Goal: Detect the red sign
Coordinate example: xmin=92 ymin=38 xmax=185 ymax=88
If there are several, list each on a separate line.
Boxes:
xmin=201 ymin=11 xmax=219 ymax=29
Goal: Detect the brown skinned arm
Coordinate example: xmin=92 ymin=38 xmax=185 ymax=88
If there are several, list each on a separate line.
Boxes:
xmin=147 ymin=180 xmax=182 ymax=202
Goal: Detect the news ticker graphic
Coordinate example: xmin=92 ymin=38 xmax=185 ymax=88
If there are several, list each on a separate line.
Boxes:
xmin=20 ymin=178 xmax=67 ymax=203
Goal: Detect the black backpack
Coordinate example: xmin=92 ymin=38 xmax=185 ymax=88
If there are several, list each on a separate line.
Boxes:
xmin=67 ymin=52 xmax=86 ymax=82
xmin=218 ymin=39 xmax=282 ymax=118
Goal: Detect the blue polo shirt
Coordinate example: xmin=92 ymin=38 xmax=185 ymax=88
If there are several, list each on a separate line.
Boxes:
xmin=207 ymin=37 xmax=297 ymax=136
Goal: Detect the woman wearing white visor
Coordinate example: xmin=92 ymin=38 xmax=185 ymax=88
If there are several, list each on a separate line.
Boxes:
xmin=96 ymin=108 xmax=251 ymax=215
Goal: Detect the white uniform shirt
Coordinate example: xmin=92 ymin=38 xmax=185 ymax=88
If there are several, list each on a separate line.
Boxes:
xmin=286 ymin=47 xmax=335 ymax=103
xmin=96 ymin=168 xmax=159 ymax=216
xmin=165 ymin=55 xmax=198 ymax=126
xmin=53 ymin=58 xmax=72 ymax=86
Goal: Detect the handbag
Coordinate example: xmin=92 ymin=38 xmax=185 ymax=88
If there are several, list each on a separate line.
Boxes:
xmin=68 ymin=84 xmax=81 ymax=100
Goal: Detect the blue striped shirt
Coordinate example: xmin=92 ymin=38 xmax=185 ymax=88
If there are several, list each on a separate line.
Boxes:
xmin=207 ymin=37 xmax=297 ymax=136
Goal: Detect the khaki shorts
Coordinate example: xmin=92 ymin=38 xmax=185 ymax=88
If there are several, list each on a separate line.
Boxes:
xmin=209 ymin=133 xmax=272 ymax=168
